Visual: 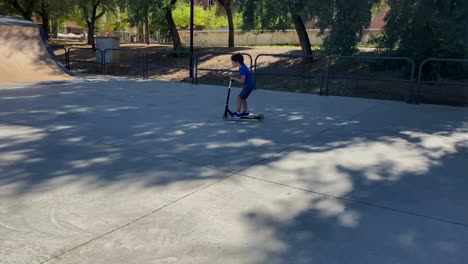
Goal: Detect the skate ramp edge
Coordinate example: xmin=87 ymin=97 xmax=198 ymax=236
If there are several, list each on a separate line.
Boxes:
xmin=0 ymin=16 xmax=74 ymax=84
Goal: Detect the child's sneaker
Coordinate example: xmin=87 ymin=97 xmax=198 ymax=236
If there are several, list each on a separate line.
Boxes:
xmin=240 ymin=112 xmax=250 ymax=117
xmin=231 ymin=112 xmax=240 ymax=118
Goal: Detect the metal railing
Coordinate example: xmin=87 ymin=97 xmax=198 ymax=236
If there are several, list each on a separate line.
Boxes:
xmin=56 ymin=46 xmax=68 ymax=68
xmin=417 ymin=58 xmax=468 ymax=103
xmin=62 ymin=48 xmax=468 ymax=106
xmin=146 ymin=49 xmax=193 ymax=83
xmin=194 ymin=52 xmax=253 ymax=84
xmin=254 ymin=53 xmax=327 ymax=95
xmin=103 ymin=48 xmax=147 ymax=79
xmin=67 ymin=47 xmax=104 ymax=74
xmin=325 ymin=56 xmax=416 ymax=102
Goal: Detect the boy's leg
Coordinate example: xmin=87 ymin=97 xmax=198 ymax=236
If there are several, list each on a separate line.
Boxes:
xmin=236 ymin=96 xmax=242 ymax=113
xmin=242 ymin=99 xmax=248 ymax=113
xmin=238 ymin=87 xmax=252 ymax=114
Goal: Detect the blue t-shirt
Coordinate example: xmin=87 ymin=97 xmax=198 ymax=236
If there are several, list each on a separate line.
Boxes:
xmin=239 ymin=64 xmax=255 ymax=90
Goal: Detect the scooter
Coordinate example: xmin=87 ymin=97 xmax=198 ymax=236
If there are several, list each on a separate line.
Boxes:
xmin=223 ymin=79 xmax=264 ymax=121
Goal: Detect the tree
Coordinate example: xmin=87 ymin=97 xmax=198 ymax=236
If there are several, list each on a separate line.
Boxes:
xmin=239 ymin=0 xmax=314 ymax=57
xmin=3 ymin=0 xmax=37 ymax=20
xmin=290 ymin=3 xmax=312 ymax=58
xmin=240 ymin=0 xmax=384 ymax=56
xmin=0 ymin=0 xmax=18 ymax=16
xmin=172 ymin=2 xmax=229 ymax=29
xmin=76 ymin=0 xmax=116 ymax=48
xmin=1 ymin=0 xmax=73 ymax=38
xmin=165 ymin=0 xmax=182 ymax=50
xmin=35 ymin=0 xmax=73 ymax=39
xmin=379 ymin=0 xmax=467 ymax=62
xmin=36 ymin=0 xmax=51 ymax=38
xmin=217 ymin=0 xmax=234 ymax=47
xmin=125 ymin=0 xmax=161 ymax=45
xmin=313 ymin=0 xmax=379 ymax=55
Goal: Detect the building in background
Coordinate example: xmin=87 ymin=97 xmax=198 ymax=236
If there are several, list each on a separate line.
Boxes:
xmin=193 ymin=0 xmax=215 ymax=9
xmin=63 ymin=21 xmax=85 ymax=35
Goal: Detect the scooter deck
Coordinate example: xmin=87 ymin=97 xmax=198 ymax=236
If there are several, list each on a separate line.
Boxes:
xmin=223 ymin=113 xmax=264 ymax=121
xmin=223 ymin=79 xmax=264 ymax=122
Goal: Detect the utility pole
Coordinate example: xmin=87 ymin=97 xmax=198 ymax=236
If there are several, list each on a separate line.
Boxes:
xmin=190 ymin=0 xmax=194 ymax=78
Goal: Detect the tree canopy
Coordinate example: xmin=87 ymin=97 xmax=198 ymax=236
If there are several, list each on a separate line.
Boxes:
xmin=379 ymin=0 xmax=467 ymax=61
xmin=0 ymin=0 xmax=467 ymax=61
xmin=313 ymin=0 xmax=378 ymax=55
xmin=238 ymin=0 xmax=381 ymax=56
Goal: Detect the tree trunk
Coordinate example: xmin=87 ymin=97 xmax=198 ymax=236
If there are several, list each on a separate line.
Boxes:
xmin=39 ymin=2 xmax=50 ymax=39
xmin=87 ymin=20 xmax=96 ymax=48
xmin=23 ymin=11 xmax=33 ymax=21
xmin=41 ymin=14 xmax=50 ymax=39
xmin=145 ymin=12 xmax=150 ymax=45
xmin=224 ymin=4 xmax=234 ymax=47
xmin=137 ymin=22 xmax=144 ymax=43
xmin=165 ymin=6 xmax=181 ymax=50
xmin=292 ymin=14 xmax=313 ymax=61
xmin=86 ymin=3 xmax=105 ymax=49
xmin=218 ymin=0 xmax=234 ymax=47
xmin=52 ymin=18 xmax=59 ymax=38
xmin=10 ymin=0 xmax=35 ymax=21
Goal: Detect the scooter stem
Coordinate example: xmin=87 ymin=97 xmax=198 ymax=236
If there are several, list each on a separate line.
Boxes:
xmin=224 ymin=79 xmax=233 ymax=117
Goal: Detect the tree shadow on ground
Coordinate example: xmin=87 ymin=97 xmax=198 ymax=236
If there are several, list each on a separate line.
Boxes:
xmin=0 ymin=79 xmax=467 ymax=263
xmin=238 ymin=120 xmax=468 ymax=263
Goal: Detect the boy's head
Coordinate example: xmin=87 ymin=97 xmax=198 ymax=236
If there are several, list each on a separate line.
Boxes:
xmin=231 ymin=53 xmax=244 ymax=67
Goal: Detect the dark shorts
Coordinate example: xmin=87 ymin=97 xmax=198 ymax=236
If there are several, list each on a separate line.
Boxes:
xmin=239 ymin=86 xmax=254 ymax=100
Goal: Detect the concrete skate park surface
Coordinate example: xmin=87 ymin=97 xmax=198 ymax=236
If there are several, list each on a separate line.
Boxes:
xmin=0 ymin=16 xmax=73 ymax=84
xmin=0 ymin=78 xmax=467 ymax=264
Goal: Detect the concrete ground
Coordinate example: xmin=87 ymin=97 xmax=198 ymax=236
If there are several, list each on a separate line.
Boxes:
xmin=0 ymin=79 xmax=467 ymax=264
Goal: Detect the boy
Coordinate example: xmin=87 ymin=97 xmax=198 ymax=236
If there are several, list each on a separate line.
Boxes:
xmin=230 ymin=53 xmax=255 ymax=117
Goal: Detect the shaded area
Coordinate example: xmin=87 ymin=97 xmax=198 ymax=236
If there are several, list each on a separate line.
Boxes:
xmin=325 ymin=55 xmax=413 ymax=101
xmin=0 ymin=80 xmax=467 ymax=264
xmin=53 ymin=44 xmax=468 ymax=106
xmin=419 ymin=83 xmax=468 ymax=106
xmin=418 ymin=60 xmax=468 ymax=106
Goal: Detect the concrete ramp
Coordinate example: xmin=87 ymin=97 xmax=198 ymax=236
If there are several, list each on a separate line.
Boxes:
xmin=0 ymin=16 xmax=74 ymax=84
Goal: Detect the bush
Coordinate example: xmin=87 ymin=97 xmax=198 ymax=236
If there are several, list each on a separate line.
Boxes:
xmin=172 ymin=1 xmax=242 ymax=30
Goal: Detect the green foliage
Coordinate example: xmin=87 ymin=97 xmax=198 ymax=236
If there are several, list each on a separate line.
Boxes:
xmin=0 ymin=0 xmax=19 ymax=16
xmin=172 ymin=1 xmax=231 ymax=29
xmin=44 ymin=0 xmax=74 ymax=17
xmin=313 ymin=1 xmax=379 ymax=55
xmin=239 ymin=0 xmax=382 ymax=55
xmin=68 ymin=6 xmax=87 ymax=27
xmin=238 ymin=0 xmax=294 ymax=31
xmin=171 ymin=1 xmax=191 ymax=28
xmin=97 ymin=7 xmax=130 ymax=31
xmin=149 ymin=5 xmax=170 ymax=36
xmin=379 ymin=0 xmax=467 ymax=62
xmin=1 ymin=0 xmax=38 ymax=19
xmin=76 ymin=0 xmax=117 ymax=24
xmin=371 ymin=0 xmax=388 ymax=15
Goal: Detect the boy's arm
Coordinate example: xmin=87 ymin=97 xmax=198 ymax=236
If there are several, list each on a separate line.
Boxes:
xmin=230 ymin=75 xmax=246 ymax=84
